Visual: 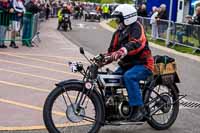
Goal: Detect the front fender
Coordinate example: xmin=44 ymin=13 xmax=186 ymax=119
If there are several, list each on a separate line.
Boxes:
xmin=55 ymin=79 xmax=84 ymax=87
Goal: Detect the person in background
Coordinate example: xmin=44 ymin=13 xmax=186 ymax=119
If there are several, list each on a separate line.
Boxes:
xmin=102 ymin=4 xmax=109 ymax=19
xmin=150 ymin=6 xmax=159 ymax=40
xmin=57 ymin=3 xmax=72 ymax=30
xmin=45 ymin=3 xmax=50 ymax=20
xmin=0 ymin=0 xmax=13 ymax=48
xmin=10 ymin=0 xmax=26 ymax=48
xmin=188 ymin=6 xmax=200 ymax=25
xmin=137 ymin=4 xmax=147 ymax=17
xmin=188 ymin=6 xmax=200 ymax=52
xmin=96 ymin=4 xmax=101 ymax=14
xmin=66 ymin=2 xmax=72 ymax=13
xmin=22 ymin=0 xmax=40 ymax=47
xmin=157 ymin=4 xmax=168 ymax=20
xmin=157 ymin=4 xmax=168 ymax=38
xmin=51 ymin=1 xmax=57 ymax=17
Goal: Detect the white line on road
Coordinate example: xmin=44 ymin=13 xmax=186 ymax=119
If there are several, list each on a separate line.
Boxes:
xmin=0 ymin=59 xmax=81 ymax=77
xmin=0 ymin=68 xmax=60 ymax=81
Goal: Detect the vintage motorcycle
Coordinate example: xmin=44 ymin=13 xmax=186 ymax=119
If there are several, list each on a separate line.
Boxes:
xmin=61 ymin=13 xmax=70 ymax=32
xmin=43 ymin=47 xmax=184 ymax=133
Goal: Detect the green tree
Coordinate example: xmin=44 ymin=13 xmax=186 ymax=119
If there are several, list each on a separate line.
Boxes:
xmin=100 ymin=0 xmax=113 ymax=4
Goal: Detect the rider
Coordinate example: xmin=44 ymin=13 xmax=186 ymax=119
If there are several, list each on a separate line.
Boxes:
xmin=106 ymin=4 xmax=154 ymax=121
xmin=57 ymin=3 xmax=72 ymax=30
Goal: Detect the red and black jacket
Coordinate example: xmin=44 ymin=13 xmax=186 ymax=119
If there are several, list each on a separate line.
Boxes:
xmin=108 ymin=21 xmax=154 ymax=71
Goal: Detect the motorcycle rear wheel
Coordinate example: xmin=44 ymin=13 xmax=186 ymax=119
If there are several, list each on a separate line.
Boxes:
xmin=43 ymin=83 xmax=103 ymax=133
xmin=146 ymin=84 xmax=179 ymax=130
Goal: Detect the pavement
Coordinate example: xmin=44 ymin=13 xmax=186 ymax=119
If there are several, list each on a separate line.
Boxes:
xmin=0 ymin=19 xmax=87 ymax=132
xmin=0 ymin=18 xmax=200 ymax=133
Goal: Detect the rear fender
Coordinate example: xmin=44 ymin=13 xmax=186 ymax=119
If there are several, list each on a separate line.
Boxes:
xmin=153 ymin=76 xmax=180 ymax=94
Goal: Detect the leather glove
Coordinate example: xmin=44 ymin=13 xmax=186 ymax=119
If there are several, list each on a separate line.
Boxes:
xmin=110 ymin=47 xmax=127 ymax=61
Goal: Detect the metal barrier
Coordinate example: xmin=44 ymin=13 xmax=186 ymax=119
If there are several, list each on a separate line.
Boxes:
xmin=138 ymin=16 xmax=200 ymax=53
xmin=31 ymin=13 xmax=42 ymax=46
xmin=138 ymin=17 xmax=175 ymax=42
xmin=175 ymin=23 xmax=200 ymax=52
xmin=0 ymin=11 xmax=42 ymax=47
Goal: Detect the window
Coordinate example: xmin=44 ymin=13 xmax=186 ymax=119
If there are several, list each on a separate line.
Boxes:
xmin=179 ymin=1 xmax=183 ymax=10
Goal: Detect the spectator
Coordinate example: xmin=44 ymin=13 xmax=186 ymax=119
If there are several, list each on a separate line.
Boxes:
xmin=150 ymin=6 xmax=159 ymax=40
xmin=45 ymin=4 xmax=50 ymax=20
xmin=188 ymin=6 xmax=200 ymax=25
xmin=10 ymin=0 xmax=26 ymax=48
xmin=51 ymin=1 xmax=57 ymax=17
xmin=22 ymin=0 xmax=40 ymax=47
xmin=177 ymin=6 xmax=200 ymax=44
xmin=137 ymin=4 xmax=147 ymax=17
xmin=177 ymin=6 xmax=200 ymax=49
xmin=157 ymin=4 xmax=168 ymax=20
xmin=0 ymin=0 xmax=13 ymax=48
xmin=157 ymin=4 xmax=168 ymax=37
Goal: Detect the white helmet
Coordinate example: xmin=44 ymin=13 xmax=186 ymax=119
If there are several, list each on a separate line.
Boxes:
xmin=112 ymin=4 xmax=138 ymax=26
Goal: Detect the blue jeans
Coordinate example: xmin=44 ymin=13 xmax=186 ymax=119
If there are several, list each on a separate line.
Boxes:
xmin=0 ymin=26 xmax=7 ymax=46
xmin=22 ymin=17 xmax=32 ymax=45
xmin=115 ymin=65 xmax=152 ymax=106
xmin=177 ymin=31 xmax=185 ymax=43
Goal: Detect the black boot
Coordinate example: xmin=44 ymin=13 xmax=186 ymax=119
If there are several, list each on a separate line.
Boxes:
xmin=129 ymin=106 xmax=147 ymax=122
xmin=0 ymin=44 xmax=7 ymax=48
xmin=10 ymin=41 xmax=18 ymax=48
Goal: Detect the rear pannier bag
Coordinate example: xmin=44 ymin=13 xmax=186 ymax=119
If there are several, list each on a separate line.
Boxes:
xmin=153 ymin=55 xmax=176 ymax=75
xmin=153 ymin=55 xmax=179 ymax=84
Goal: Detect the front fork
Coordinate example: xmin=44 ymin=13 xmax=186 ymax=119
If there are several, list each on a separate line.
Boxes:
xmin=62 ymin=82 xmax=95 ymax=116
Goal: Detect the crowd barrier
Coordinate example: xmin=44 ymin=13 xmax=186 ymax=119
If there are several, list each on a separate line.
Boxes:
xmin=138 ymin=16 xmax=200 ymax=53
xmin=0 ymin=11 xmax=43 ymax=47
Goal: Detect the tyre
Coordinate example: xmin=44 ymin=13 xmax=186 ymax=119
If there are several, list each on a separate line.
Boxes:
xmin=98 ymin=18 xmax=100 ymax=22
xmin=146 ymin=84 xmax=179 ymax=130
xmin=43 ymin=83 xmax=103 ymax=133
xmin=63 ymin=25 xmax=67 ymax=32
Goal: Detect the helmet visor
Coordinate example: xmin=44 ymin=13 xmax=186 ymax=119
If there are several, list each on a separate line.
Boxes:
xmin=111 ymin=11 xmax=123 ymax=24
xmin=113 ymin=18 xmax=121 ymax=24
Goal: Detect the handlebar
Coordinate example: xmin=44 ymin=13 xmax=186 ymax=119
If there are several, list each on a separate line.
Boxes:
xmin=92 ymin=54 xmax=112 ymax=67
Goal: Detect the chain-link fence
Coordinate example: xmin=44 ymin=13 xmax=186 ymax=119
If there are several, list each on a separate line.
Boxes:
xmin=0 ymin=11 xmax=43 ymax=47
xmin=138 ymin=16 xmax=200 ymax=53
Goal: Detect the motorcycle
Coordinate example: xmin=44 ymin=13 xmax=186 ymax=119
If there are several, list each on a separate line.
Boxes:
xmin=43 ymin=47 xmax=185 ymax=133
xmin=61 ymin=14 xmax=70 ymax=32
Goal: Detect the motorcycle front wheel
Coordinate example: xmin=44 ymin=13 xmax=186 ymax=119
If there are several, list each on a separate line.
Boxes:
xmin=43 ymin=83 xmax=103 ymax=133
xmin=146 ymin=84 xmax=179 ymax=130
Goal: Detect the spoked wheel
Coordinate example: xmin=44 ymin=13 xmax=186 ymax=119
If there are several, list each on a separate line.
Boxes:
xmin=43 ymin=83 xmax=103 ymax=133
xmin=146 ymin=84 xmax=179 ymax=130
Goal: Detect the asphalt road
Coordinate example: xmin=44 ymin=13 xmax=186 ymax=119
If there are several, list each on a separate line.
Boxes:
xmin=59 ymin=19 xmax=200 ymax=133
xmin=1 ymin=18 xmax=200 ymax=133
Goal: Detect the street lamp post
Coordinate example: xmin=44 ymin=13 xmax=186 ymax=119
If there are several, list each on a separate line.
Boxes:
xmin=166 ymin=0 xmax=173 ymax=46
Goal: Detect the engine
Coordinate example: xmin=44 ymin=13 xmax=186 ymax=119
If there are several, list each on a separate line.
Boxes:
xmin=105 ymin=88 xmax=133 ymax=121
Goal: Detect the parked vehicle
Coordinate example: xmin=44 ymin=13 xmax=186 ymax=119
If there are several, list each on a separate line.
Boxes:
xmin=84 ymin=10 xmax=101 ymax=22
xmin=43 ymin=47 xmax=185 ymax=133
